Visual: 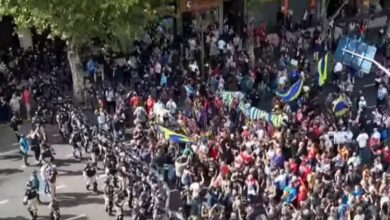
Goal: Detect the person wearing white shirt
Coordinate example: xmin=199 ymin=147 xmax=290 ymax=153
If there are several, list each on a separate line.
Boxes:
xmin=154 ymin=61 xmax=161 ymax=75
xmin=9 ymin=93 xmax=21 ymax=115
xmin=371 ymin=128 xmax=381 ymax=145
xmin=166 ymin=98 xmax=177 ymax=115
xmin=356 ymin=131 xmax=369 ymax=148
xmin=153 ymin=100 xmax=165 ymax=115
xmin=217 ymin=39 xmax=226 ymax=54
xmin=347 ymin=153 xmax=361 ymax=167
xmin=358 ymin=96 xmax=367 ymax=112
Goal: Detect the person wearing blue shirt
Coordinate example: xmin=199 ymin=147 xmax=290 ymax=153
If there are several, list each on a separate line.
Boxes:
xmin=19 ymin=134 xmax=30 ymax=166
xmin=86 ymin=58 xmax=96 ymax=82
xmin=30 ymin=170 xmax=41 ymax=203
xmin=282 ymin=183 xmax=297 ymax=205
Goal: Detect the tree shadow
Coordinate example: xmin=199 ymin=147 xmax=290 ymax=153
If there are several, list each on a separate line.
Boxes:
xmin=0 ymin=154 xmax=21 ymax=161
xmin=37 ymin=214 xmax=88 ymax=220
xmin=57 ymin=169 xmax=83 ymax=176
xmin=0 ymin=217 xmax=30 ymax=220
xmin=57 ymin=192 xmax=104 ymax=208
xmin=0 ymin=168 xmax=23 ymax=176
xmin=52 ymin=158 xmax=79 ymax=167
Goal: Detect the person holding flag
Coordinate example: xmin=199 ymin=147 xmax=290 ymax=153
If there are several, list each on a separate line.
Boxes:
xmin=317 ymin=53 xmax=329 ymax=87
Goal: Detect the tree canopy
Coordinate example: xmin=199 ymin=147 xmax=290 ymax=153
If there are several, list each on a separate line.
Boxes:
xmin=0 ymin=0 xmax=173 ymax=52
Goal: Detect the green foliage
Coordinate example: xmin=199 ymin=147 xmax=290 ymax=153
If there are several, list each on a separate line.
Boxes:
xmin=246 ymin=0 xmax=277 ymax=17
xmin=0 ymin=0 xmax=173 ymax=52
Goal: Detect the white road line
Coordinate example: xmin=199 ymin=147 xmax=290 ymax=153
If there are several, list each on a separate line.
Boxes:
xmin=367 ymin=105 xmax=376 ymax=109
xmin=363 ymin=83 xmax=376 ymax=88
xmin=12 ymin=143 xmax=19 ymax=146
xmin=65 ymin=154 xmax=74 ymax=158
xmin=98 ymin=174 xmax=107 ymax=179
xmin=21 ymin=165 xmax=27 ymax=169
xmin=64 ymin=214 xmax=86 ymax=220
xmin=0 ymin=200 xmax=9 ymax=205
xmin=56 ymin=184 xmax=67 ymax=190
xmin=53 ymin=134 xmax=60 ymax=137
xmin=0 ymin=149 xmax=19 ymax=156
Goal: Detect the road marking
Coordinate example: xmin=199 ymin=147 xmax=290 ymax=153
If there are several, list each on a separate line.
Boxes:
xmin=367 ymin=105 xmax=376 ymax=109
xmin=0 ymin=200 xmax=9 ymax=205
xmin=53 ymin=134 xmax=60 ymax=137
xmin=363 ymin=83 xmax=375 ymax=88
xmin=21 ymin=165 xmax=27 ymax=169
xmin=56 ymin=184 xmax=67 ymax=190
xmin=98 ymin=174 xmax=107 ymax=179
xmin=0 ymin=149 xmax=19 ymax=156
xmin=65 ymin=154 xmax=74 ymax=158
xmin=12 ymin=143 xmax=19 ymax=146
xmin=64 ymin=214 xmax=86 ymax=220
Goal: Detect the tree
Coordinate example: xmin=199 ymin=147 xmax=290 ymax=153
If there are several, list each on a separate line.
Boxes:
xmin=0 ymin=0 xmax=171 ymax=102
xmin=319 ymin=0 xmax=350 ymax=40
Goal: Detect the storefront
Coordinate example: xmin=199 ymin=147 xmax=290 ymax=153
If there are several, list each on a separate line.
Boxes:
xmin=177 ymin=0 xmax=224 ymax=35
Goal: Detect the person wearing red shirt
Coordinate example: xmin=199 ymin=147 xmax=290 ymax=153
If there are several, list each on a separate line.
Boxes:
xmin=22 ymin=87 xmax=31 ymax=120
xmin=299 ymin=158 xmax=312 ymax=181
xmin=289 ymin=158 xmax=299 ymax=175
xmin=297 ymin=185 xmax=308 ymax=207
xmin=240 ymin=150 xmax=253 ymax=165
xmin=384 ymin=147 xmax=390 ymax=163
xmin=241 ymin=126 xmax=250 ymax=139
xmin=219 ymin=162 xmax=230 ymax=177
xmin=129 ymin=94 xmax=140 ymax=108
xmin=209 ymin=145 xmax=219 ymax=161
xmin=145 ymin=95 xmax=155 ymax=116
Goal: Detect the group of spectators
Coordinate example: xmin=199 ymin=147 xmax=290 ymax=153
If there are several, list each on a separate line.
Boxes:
xmin=2 ymin=7 xmax=390 ymax=220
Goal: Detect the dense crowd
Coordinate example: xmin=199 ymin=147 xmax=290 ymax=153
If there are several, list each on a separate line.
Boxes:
xmin=1 ymin=10 xmax=390 ymax=220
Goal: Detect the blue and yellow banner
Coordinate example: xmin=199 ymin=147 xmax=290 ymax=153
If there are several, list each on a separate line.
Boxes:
xmin=318 ymin=53 xmax=329 ymax=86
xmin=333 ymin=95 xmax=350 ymax=117
xmin=276 ymin=79 xmax=304 ymax=103
xmin=158 ymin=126 xmax=191 ymax=143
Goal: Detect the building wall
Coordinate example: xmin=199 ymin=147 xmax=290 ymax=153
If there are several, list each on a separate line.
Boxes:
xmin=248 ymin=0 xmax=309 ymax=27
xmin=0 ymin=16 xmax=19 ymax=54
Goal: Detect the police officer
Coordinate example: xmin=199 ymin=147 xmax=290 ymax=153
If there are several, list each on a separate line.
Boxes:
xmin=49 ymin=198 xmax=61 ymax=220
xmin=104 ymin=178 xmax=114 ymax=215
xmin=81 ymin=124 xmax=91 ymax=153
xmin=69 ymin=129 xmax=83 ymax=160
xmin=23 ymin=181 xmax=38 ymax=220
xmin=90 ymin=140 xmax=100 ymax=164
xmin=83 ymin=161 xmax=98 ymax=192
xmin=114 ymin=191 xmax=125 ymax=220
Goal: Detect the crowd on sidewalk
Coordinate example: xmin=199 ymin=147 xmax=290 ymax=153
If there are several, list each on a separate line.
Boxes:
xmin=2 ymin=10 xmax=390 ymax=220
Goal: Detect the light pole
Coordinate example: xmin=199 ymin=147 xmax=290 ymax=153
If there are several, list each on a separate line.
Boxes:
xmin=342 ymin=48 xmax=390 ymax=77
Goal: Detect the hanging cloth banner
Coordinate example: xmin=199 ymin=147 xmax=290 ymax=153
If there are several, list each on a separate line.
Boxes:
xmin=221 ymin=91 xmax=285 ymax=128
xmin=275 ymin=79 xmax=304 ymax=103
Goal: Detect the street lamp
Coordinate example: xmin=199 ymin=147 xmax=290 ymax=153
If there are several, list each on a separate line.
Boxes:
xmin=342 ymin=48 xmax=390 ymax=77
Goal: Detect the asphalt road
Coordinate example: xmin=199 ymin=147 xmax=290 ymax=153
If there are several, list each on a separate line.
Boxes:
xmin=0 ymin=124 xmax=123 ymax=220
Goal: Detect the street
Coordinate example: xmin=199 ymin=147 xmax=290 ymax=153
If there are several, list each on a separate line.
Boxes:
xmin=0 ymin=124 xmax=118 ymax=220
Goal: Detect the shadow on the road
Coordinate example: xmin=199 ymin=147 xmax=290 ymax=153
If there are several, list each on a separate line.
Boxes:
xmin=53 ymin=158 xmax=80 ymax=167
xmin=0 ymin=168 xmax=23 ymax=176
xmin=57 ymin=169 xmax=83 ymax=176
xmin=58 ymin=192 xmax=104 ymax=208
xmin=0 ymin=217 xmax=30 ymax=220
xmin=37 ymin=214 xmax=88 ymax=220
xmin=0 ymin=154 xmax=21 ymax=161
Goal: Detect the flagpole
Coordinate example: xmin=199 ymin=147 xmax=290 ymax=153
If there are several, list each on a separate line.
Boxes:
xmin=342 ymin=49 xmax=390 ymax=77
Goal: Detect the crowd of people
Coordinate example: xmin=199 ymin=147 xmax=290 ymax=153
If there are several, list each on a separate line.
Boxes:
xmin=1 ymin=7 xmax=390 ymax=220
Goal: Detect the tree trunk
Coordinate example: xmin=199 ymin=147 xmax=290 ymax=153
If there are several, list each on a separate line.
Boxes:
xmin=386 ymin=15 xmax=390 ymax=38
xmin=320 ymin=0 xmax=328 ymax=41
xmin=320 ymin=0 xmax=349 ymax=41
xmin=67 ymin=43 xmax=84 ymax=104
